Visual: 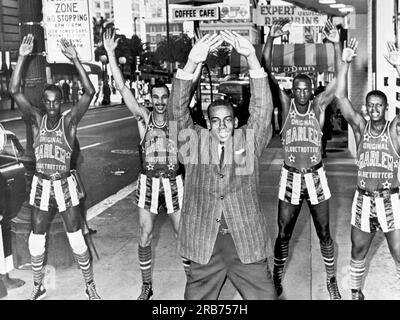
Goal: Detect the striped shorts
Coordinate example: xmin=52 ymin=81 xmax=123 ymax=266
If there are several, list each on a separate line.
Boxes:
xmin=133 ymin=174 xmax=184 ymax=214
xmin=278 ymin=164 xmax=331 ymax=205
xmin=29 ymin=174 xmax=81 ymax=212
xmin=351 ymin=189 xmax=400 ymax=233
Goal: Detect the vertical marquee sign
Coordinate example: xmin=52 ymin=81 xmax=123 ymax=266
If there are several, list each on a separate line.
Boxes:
xmin=42 ymin=0 xmax=93 ymax=63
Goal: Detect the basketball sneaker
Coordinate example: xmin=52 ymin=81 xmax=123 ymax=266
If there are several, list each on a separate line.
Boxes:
xmin=29 ymin=283 xmax=46 ymax=300
xmin=351 ymin=289 xmax=365 ymax=300
xmin=85 ymin=281 xmax=101 ymax=300
xmin=327 ymin=276 xmax=341 ymax=300
xmin=137 ymin=282 xmax=153 ymax=300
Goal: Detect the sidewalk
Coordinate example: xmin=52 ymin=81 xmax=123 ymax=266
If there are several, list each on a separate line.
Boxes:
xmin=2 ymin=133 xmax=400 ymax=300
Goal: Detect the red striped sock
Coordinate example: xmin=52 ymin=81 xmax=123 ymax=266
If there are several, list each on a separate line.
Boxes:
xmin=321 ymin=241 xmax=335 ymax=279
xmin=273 ymin=238 xmax=289 ymax=286
xmin=74 ymin=249 xmax=94 ymax=285
xmin=350 ymin=258 xmax=365 ymax=290
xmin=31 ymin=253 xmax=45 ymax=285
xmin=139 ymin=245 xmax=152 ymax=284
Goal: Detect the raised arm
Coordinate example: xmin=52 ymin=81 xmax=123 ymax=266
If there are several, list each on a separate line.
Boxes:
xmin=189 ymin=62 xmax=203 ymax=98
xmin=335 ymin=38 xmax=365 ymax=141
xmin=262 ymin=19 xmax=291 ymax=114
xmin=385 ymin=41 xmax=400 ymax=79
xmin=60 ymin=39 xmax=95 ymax=128
xmin=263 ymin=19 xmax=290 ymax=75
xmin=169 ymin=33 xmax=222 ymax=131
xmin=103 ymin=28 xmax=148 ymax=121
xmin=222 ymin=30 xmax=273 ymax=154
xmin=384 ymin=41 xmax=400 ymax=150
xmin=314 ymin=20 xmax=342 ymax=111
xmin=9 ymin=34 xmax=41 ymax=126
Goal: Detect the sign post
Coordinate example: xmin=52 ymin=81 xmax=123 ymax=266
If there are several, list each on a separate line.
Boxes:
xmin=42 ymin=0 xmax=93 ymax=63
xmin=0 ymin=124 xmax=6 ymax=154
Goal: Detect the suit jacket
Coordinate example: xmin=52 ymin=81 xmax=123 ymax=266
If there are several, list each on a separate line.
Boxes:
xmin=169 ymin=71 xmax=273 ymax=264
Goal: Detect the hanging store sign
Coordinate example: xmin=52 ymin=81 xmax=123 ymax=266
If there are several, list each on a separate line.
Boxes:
xmin=220 ymin=4 xmax=250 ymax=20
xmin=231 ymin=43 xmax=335 ymax=75
xmin=254 ymin=5 xmax=327 ymax=26
xmin=170 ymin=5 xmax=220 ymax=21
xmin=42 ymin=0 xmax=93 ymax=63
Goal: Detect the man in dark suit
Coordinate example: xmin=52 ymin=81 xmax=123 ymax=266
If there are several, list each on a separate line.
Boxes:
xmin=169 ymin=31 xmax=275 ymax=300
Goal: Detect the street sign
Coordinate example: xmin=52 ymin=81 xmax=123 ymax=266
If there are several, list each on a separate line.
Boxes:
xmin=254 ymin=5 xmax=327 ymax=26
xmin=42 ymin=0 xmax=93 ymax=63
xmin=171 ymin=5 xmax=219 ymax=21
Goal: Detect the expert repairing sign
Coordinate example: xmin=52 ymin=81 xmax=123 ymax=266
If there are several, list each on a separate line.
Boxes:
xmin=42 ymin=0 xmax=93 ymax=63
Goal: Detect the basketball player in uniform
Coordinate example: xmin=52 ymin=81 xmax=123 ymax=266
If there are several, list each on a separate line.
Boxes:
xmin=10 ymin=35 xmax=99 ymax=300
xmin=103 ymin=28 xmax=204 ymax=300
xmin=336 ymin=39 xmax=400 ymax=299
xmin=263 ymin=20 xmax=342 ymax=299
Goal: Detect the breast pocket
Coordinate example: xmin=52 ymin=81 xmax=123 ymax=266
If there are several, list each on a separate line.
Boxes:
xmin=234 ymin=148 xmax=254 ymax=176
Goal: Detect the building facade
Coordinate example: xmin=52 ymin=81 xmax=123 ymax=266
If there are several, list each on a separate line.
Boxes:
xmin=200 ymin=1 xmax=258 ymax=43
xmin=110 ymin=0 xmax=144 ymax=39
xmin=144 ymin=0 xmax=183 ymax=52
xmin=90 ymin=0 xmax=114 ymax=20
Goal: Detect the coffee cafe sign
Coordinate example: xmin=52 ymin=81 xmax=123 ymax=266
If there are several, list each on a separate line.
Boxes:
xmin=171 ymin=5 xmax=219 ymax=21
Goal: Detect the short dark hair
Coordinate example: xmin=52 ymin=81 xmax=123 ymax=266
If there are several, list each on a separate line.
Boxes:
xmin=43 ymin=84 xmax=63 ymax=99
xmin=207 ymin=99 xmax=234 ymax=119
xmin=150 ymin=82 xmax=170 ymax=97
xmin=366 ymin=90 xmax=387 ymax=105
xmin=293 ymin=74 xmax=312 ymax=87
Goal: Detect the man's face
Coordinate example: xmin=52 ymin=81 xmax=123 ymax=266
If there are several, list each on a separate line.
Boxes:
xmin=366 ymin=95 xmax=387 ymax=121
xmin=151 ymin=87 xmax=169 ymax=114
xmin=43 ymin=90 xmax=62 ymax=117
xmin=207 ymin=105 xmax=238 ymax=143
xmin=293 ymin=79 xmax=312 ymax=106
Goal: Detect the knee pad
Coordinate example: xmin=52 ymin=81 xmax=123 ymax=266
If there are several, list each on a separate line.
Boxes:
xmin=28 ymin=232 xmax=46 ymax=256
xmin=66 ymin=230 xmax=88 ymax=255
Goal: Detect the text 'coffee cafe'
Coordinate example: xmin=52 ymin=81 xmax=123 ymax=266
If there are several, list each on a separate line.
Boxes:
xmin=171 ymin=6 xmax=219 ymax=21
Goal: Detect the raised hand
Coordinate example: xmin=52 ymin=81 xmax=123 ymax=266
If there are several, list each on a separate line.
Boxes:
xmin=103 ymin=28 xmax=119 ymax=54
xmin=342 ymin=38 xmax=358 ymax=62
xmin=385 ymin=41 xmax=400 ymax=67
xmin=19 ymin=34 xmax=34 ymax=57
xmin=322 ymin=20 xmax=340 ymax=43
xmin=188 ymin=33 xmax=223 ymax=64
xmin=268 ymin=18 xmax=290 ymax=38
xmin=60 ymin=38 xmax=78 ymax=60
xmin=221 ymin=30 xmax=255 ymax=57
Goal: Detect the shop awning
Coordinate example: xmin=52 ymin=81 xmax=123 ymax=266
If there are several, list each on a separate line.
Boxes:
xmin=231 ymin=43 xmax=335 ymax=74
xmin=48 ymin=62 xmax=102 ymax=76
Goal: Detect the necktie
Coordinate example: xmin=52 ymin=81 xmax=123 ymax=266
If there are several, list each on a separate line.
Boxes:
xmin=220 ymin=145 xmax=224 ymax=169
